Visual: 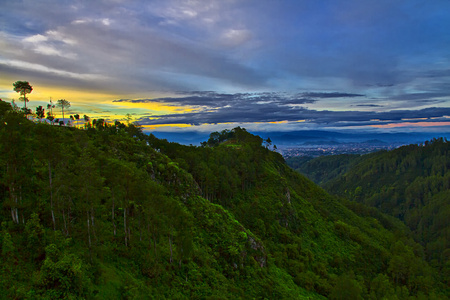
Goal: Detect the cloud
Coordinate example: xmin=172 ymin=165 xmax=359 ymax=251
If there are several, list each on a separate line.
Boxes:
xmin=390 ymin=92 xmax=450 ymax=102
xmin=23 ymin=34 xmax=48 ymax=43
xmin=0 ymin=59 xmax=107 ymax=81
xmin=0 ymin=0 xmax=449 ymax=135
xmin=2 ymin=2 xmax=450 ymax=94
xmin=300 ymin=92 xmax=365 ymax=98
xmin=354 ymin=104 xmax=383 ymax=108
xmin=136 ymin=106 xmax=450 ymax=128
xmin=0 ymin=0 xmax=269 ymax=94
xmin=113 ymin=91 xmax=316 ymax=108
xmin=220 ymin=29 xmax=253 ymax=47
xmin=120 ymin=90 xmax=450 ymax=128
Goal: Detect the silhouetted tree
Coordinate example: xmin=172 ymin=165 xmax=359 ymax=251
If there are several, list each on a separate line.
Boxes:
xmin=56 ymin=99 xmax=71 ymax=125
xmin=36 ymin=106 xmax=45 ymax=121
xmin=13 ymin=81 xmax=32 ymax=115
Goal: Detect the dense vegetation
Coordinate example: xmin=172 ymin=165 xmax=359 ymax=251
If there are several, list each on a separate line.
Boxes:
xmin=288 ymin=140 xmax=450 ymax=292
xmin=286 ymin=154 xmax=364 ymax=185
xmin=0 ymin=99 xmax=448 ymax=298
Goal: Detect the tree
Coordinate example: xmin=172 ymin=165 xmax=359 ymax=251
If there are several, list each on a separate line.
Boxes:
xmin=47 ymin=99 xmax=55 ymax=124
xmin=0 ymin=102 xmax=34 ymax=224
xmin=36 ymin=244 xmax=88 ymax=298
xmin=74 ymin=114 xmax=80 ymax=127
xmin=56 ymin=99 xmax=71 ymax=125
xmin=125 ymin=113 xmax=132 ymax=125
xmin=207 ymin=131 xmax=221 ymax=147
xmin=13 ymin=81 xmax=33 ymax=115
xmin=83 ymin=115 xmax=90 ymax=128
xmin=329 ymin=273 xmax=363 ymax=300
xmin=36 ymin=106 xmax=45 ymax=121
xmin=46 ymin=113 xmax=55 ymax=124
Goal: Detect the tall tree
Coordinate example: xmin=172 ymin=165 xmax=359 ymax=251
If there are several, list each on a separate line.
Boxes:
xmin=13 ymin=81 xmax=32 ymax=115
xmin=56 ymin=99 xmax=71 ymax=126
xmin=47 ymin=99 xmax=55 ymax=124
xmin=125 ymin=113 xmax=132 ymax=125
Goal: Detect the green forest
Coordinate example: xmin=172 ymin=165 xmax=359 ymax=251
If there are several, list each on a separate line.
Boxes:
xmin=1 ymin=98 xmax=449 ymax=299
xmin=287 ymin=140 xmax=450 ymax=297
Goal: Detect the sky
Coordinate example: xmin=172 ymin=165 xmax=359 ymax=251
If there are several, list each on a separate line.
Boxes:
xmin=1 ymin=0 xmax=450 ymax=141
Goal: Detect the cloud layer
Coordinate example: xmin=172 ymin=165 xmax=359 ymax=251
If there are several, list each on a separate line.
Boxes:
xmin=1 ymin=0 xmax=449 ymax=133
xmin=114 ymin=92 xmax=450 ymax=129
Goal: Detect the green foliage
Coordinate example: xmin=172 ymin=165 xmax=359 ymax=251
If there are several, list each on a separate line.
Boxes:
xmin=0 ymin=99 xmax=447 ymax=298
xmin=286 ymin=154 xmax=363 ymax=185
xmin=13 ymin=81 xmax=33 ymax=110
xmin=329 ymin=273 xmax=364 ymax=300
xmin=322 ymin=140 xmax=450 ymax=268
xmin=292 ymin=139 xmax=450 ymax=296
xmin=35 ymin=243 xmax=89 ymax=298
xmin=25 ymin=213 xmax=45 ymax=262
xmin=35 ymin=105 xmax=45 ymax=119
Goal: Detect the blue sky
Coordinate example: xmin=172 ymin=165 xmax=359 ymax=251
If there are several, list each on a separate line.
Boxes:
xmin=1 ymin=0 xmax=450 ymax=137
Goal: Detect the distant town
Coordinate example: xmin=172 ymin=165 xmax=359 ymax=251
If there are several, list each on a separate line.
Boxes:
xmin=278 ymin=142 xmax=403 ymax=158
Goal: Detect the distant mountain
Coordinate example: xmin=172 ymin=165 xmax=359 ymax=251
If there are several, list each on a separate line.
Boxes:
xmin=150 ymin=130 xmax=209 ymax=145
xmin=260 ymin=130 xmax=450 ymax=146
xmin=149 ymin=129 xmax=450 ymax=148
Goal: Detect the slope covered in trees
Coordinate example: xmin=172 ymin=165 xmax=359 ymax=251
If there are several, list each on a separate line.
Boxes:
xmin=286 ymin=154 xmax=364 ymax=185
xmin=148 ymin=128 xmax=448 ymax=298
xmin=0 ymin=100 xmax=448 ymax=298
xmin=292 ymin=139 xmax=450 ymax=288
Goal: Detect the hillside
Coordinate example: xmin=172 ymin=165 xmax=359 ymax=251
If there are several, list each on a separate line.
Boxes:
xmin=148 ymin=128 xmax=448 ymax=298
xmin=325 ymin=139 xmax=450 ymax=262
xmin=0 ymin=100 xmax=448 ymax=299
xmin=286 ymin=154 xmax=364 ymax=185
xmin=291 ymin=139 xmax=450 ymax=289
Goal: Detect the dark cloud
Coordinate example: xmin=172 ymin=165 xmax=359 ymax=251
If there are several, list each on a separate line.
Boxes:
xmin=365 ymin=84 xmax=395 ymax=88
xmin=300 ymin=92 xmax=364 ymax=98
xmin=113 ymin=92 xmax=316 ymax=108
xmin=113 ymin=91 xmax=450 ymax=128
xmin=354 ymin=104 xmax=383 ymax=107
xmin=131 ymin=89 xmax=450 ymax=127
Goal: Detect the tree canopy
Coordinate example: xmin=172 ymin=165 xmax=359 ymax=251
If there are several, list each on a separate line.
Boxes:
xmin=12 ymin=81 xmax=32 ymax=114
